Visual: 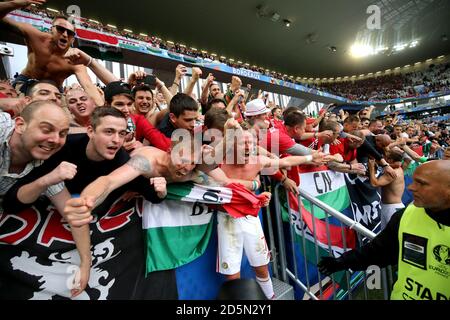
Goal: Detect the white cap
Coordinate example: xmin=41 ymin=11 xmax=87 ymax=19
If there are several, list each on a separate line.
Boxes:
xmin=244 ymin=99 xmax=271 ymax=117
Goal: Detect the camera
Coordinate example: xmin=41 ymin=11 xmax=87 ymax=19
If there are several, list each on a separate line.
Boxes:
xmin=142 ymin=75 xmax=156 ymax=86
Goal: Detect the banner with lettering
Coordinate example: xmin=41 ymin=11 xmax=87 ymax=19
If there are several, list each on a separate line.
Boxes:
xmin=344 ymin=174 xmax=382 ymax=235
xmin=279 ymin=166 xmax=358 ymax=299
xmin=0 ymin=197 xmax=178 ymax=300
xmin=142 ymin=182 xmax=268 ymax=274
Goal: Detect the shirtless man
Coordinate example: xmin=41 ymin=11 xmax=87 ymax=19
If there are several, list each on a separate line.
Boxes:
xmin=0 ymin=0 xmax=116 ymax=105
xmin=368 ymin=149 xmax=405 ymax=229
xmin=210 ymin=128 xmax=329 ymax=299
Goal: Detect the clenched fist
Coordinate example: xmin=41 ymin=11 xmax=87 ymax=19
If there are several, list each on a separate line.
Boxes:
xmin=64 ymin=48 xmax=91 ymax=66
xmin=44 ymin=161 xmax=77 ymax=186
xmin=150 ymin=177 xmax=167 ymax=199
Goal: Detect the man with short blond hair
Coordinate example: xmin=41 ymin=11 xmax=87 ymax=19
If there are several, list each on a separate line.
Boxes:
xmin=66 ymin=89 xmax=97 ymax=131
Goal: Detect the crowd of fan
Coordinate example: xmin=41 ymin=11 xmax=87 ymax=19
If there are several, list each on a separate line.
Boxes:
xmin=17 ymin=6 xmax=450 ymax=102
xmin=320 ymin=63 xmax=450 ymax=101
xmin=18 ymin=5 xmax=306 ymax=85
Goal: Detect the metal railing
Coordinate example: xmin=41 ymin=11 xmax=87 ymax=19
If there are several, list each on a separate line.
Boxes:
xmin=269 ymin=183 xmax=394 ymax=300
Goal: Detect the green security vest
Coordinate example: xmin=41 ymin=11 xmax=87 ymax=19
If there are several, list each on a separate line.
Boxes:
xmin=391 ymin=204 xmax=450 ymax=300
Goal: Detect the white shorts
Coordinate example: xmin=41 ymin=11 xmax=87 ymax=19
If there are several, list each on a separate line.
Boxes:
xmin=380 ymin=203 xmax=405 ymax=230
xmin=216 ymin=211 xmax=270 ymax=275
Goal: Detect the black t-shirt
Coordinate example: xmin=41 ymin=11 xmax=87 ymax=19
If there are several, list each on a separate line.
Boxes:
xmin=356 ymin=135 xmax=384 ymax=164
xmin=157 ymin=113 xmax=176 ymax=138
xmin=2 ymin=134 xmax=163 ymax=214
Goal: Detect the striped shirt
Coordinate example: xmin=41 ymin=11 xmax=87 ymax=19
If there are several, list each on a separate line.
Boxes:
xmin=0 ymin=112 xmax=63 ymax=213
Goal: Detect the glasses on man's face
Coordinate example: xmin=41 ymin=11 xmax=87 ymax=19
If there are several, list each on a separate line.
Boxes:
xmin=53 ymin=25 xmax=76 ymax=37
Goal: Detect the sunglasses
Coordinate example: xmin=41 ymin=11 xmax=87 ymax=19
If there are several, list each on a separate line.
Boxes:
xmin=53 ymin=25 xmax=76 ymax=37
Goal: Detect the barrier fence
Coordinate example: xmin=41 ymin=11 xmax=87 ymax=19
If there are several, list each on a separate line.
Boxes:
xmin=268 ymin=181 xmax=394 ymax=300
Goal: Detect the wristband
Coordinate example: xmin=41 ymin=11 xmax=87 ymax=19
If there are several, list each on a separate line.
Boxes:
xmin=85 ymin=56 xmax=93 ymax=67
xmin=172 ymin=82 xmax=180 ymax=87
xmin=305 ymin=155 xmax=313 ymax=163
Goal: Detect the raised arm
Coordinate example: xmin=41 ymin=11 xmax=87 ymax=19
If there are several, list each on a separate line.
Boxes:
xmin=168 ymin=64 xmax=186 ymax=96
xmin=401 ymin=144 xmax=427 ymax=162
xmin=261 ymin=152 xmax=329 ymax=170
xmin=73 ymin=65 xmax=105 ymax=107
xmin=366 ymin=105 xmax=375 ymax=120
xmin=66 ymin=48 xmax=118 ymax=105
xmin=0 ymin=0 xmax=46 ymax=37
xmin=80 ymin=156 xmax=148 ymax=208
xmin=155 ymin=78 xmax=173 ymax=105
xmin=368 ymin=159 xmax=394 ymax=187
xmin=226 ymin=89 xmax=244 ymax=116
xmin=183 ymin=67 xmax=202 ymax=97
xmin=201 ymin=73 xmax=215 ymax=105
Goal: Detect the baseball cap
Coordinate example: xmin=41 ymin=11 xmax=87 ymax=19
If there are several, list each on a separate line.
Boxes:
xmin=244 ymin=99 xmax=271 ymax=117
xmin=104 ymin=81 xmax=132 ymax=102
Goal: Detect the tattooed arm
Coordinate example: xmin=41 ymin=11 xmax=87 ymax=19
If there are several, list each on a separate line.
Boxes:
xmin=80 ymin=155 xmax=153 ymax=208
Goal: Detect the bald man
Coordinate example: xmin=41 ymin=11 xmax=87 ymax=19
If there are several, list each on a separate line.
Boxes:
xmin=0 ymin=101 xmax=70 ymax=212
xmin=318 ymin=160 xmax=450 ymax=300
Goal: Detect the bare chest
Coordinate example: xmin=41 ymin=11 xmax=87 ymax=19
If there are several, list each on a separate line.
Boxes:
xmin=221 ymin=164 xmax=261 ymax=181
xmin=25 ymin=41 xmax=74 ymax=84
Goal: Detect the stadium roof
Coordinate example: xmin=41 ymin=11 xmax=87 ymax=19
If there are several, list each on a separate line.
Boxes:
xmin=30 ymin=0 xmax=450 ymax=78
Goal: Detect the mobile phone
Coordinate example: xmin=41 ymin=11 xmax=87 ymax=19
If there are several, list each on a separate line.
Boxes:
xmin=185 ymin=67 xmax=193 ymax=76
xmin=143 ymin=75 xmax=156 ymax=86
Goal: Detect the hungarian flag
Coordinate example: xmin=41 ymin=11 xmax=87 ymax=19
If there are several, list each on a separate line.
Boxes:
xmin=183 ymin=55 xmax=199 ymax=64
xmin=76 ymin=28 xmax=119 ymax=46
xmin=142 ymin=182 xmax=268 ymax=274
xmin=77 ymin=39 xmax=123 ymax=62
xmin=167 ymin=51 xmax=183 ymax=61
xmin=8 ymin=11 xmax=48 ymax=32
xmin=147 ymin=45 xmax=163 ymax=54
xmin=280 ymin=165 xmax=357 ymax=299
xmin=285 ymin=166 xmax=356 ymax=253
xmin=118 ymin=38 xmax=141 ymax=51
